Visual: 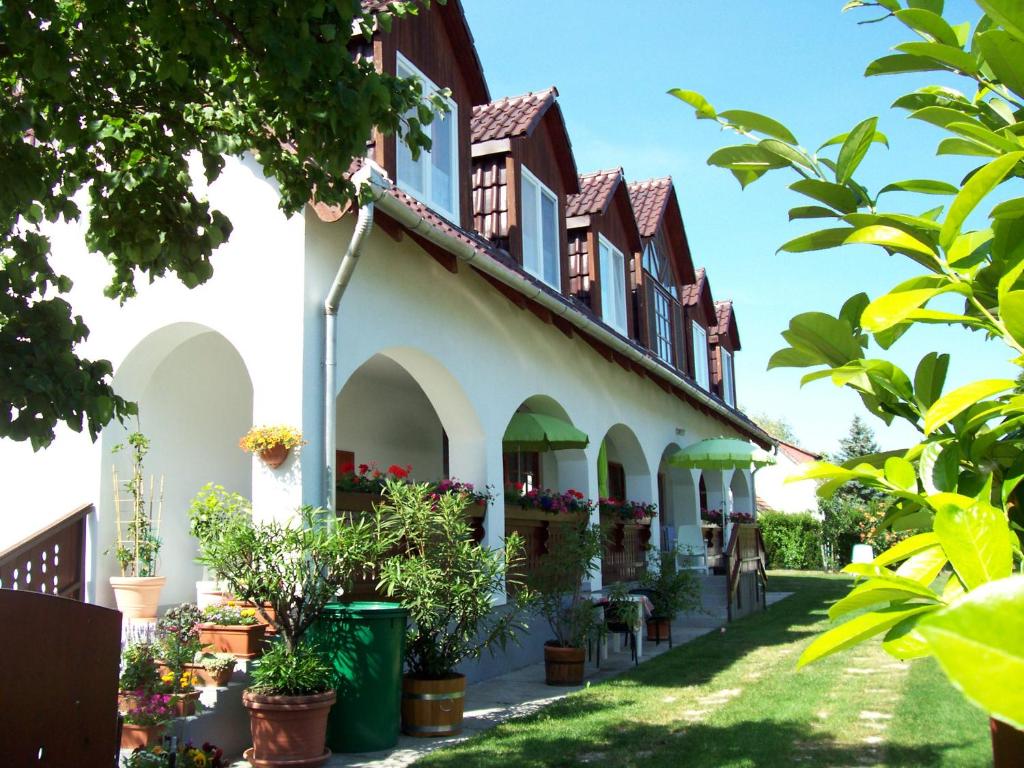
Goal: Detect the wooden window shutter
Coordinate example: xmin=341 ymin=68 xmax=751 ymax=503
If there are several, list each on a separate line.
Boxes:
xmin=642 ymin=278 xmax=656 ymax=350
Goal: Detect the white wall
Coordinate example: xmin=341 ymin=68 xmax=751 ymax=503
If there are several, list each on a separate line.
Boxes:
xmin=756 ymin=453 xmax=820 ymax=516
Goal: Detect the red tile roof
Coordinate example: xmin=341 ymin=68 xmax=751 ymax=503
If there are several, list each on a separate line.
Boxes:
xmin=715 ymin=300 xmax=733 ymax=336
xmin=566 ymin=169 xmax=623 ymax=218
xmin=779 ymin=440 xmax=821 ymax=463
xmin=680 ymin=267 xmax=706 ymax=306
xmin=627 ymin=177 xmax=673 ymax=238
xmin=471 ymin=88 xmax=557 ymax=143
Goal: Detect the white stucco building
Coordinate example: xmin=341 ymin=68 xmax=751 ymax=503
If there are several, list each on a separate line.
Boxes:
xmin=0 ymin=2 xmax=773 ymax=669
xmin=755 ymin=440 xmax=822 ymax=517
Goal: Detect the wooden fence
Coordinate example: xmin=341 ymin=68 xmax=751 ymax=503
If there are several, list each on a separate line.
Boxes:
xmin=0 ymin=503 xmax=92 ymax=600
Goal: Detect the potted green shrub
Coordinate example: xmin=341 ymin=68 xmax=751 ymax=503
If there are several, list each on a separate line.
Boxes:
xmin=638 ymin=548 xmax=701 ymax=645
xmin=191 ymin=493 xmax=385 ymax=768
xmin=375 ymin=481 xmax=532 ymax=737
xmin=109 ymin=431 xmax=164 ymax=619
xmin=528 ymin=521 xmax=604 ymax=685
xmin=238 ymin=424 xmax=305 ymax=469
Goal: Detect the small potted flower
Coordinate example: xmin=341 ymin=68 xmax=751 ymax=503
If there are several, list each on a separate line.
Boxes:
xmin=198 ymin=604 xmax=266 ymax=659
xmin=729 ymin=511 xmax=755 ymax=524
xmin=122 ymin=740 xmax=225 ymax=768
xmin=121 ymin=692 xmax=176 ymax=749
xmin=191 ymin=652 xmax=237 ymax=687
xmin=119 ymin=641 xmax=162 ymax=714
xmin=335 ymin=462 xmax=412 ymax=511
xmin=155 ymin=603 xmax=204 ymax=714
xmin=505 ymin=485 xmax=595 ymax=520
xmin=238 ymin=425 xmax=305 ymax=469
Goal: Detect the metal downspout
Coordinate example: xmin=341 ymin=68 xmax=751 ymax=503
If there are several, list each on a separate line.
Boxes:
xmin=324 ymin=201 xmax=375 ymax=511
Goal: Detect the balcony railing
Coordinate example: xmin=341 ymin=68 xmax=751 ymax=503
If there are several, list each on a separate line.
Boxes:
xmin=0 ymin=503 xmax=92 ymax=600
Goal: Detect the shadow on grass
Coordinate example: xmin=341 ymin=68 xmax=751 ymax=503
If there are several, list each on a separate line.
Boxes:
xmin=419 ymin=717 xmax=968 ymax=768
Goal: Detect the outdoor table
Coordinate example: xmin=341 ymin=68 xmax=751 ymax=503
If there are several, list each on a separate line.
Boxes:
xmin=590 ymin=593 xmax=653 ymax=660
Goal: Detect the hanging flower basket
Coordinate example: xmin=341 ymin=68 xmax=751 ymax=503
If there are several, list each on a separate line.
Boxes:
xmin=239 ymin=425 xmax=305 ymax=469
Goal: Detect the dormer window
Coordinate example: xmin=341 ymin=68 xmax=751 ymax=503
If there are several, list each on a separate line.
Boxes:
xmin=722 ymin=348 xmax=736 ymax=406
xmin=396 ymin=53 xmax=459 ymax=222
xmin=642 ymin=241 xmax=677 ymax=298
xmin=692 ymin=320 xmax=709 ymax=390
xmin=599 ymin=235 xmax=628 ymax=335
xmin=520 ymin=166 xmax=560 ymax=288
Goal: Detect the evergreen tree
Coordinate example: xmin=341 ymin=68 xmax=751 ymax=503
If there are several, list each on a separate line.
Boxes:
xmin=833 ymin=416 xmax=884 ymax=505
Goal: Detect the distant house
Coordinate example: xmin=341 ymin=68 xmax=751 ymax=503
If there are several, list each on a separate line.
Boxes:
xmin=756 ymin=439 xmax=822 ymax=516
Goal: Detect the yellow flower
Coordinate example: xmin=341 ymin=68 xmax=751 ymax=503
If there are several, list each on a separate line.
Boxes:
xmin=161 ymin=671 xmax=174 ymax=683
xmin=151 ymin=746 xmax=164 ymax=754
xmin=241 ymin=608 xmax=256 ymax=618
xmin=189 ymin=749 xmax=208 ymax=768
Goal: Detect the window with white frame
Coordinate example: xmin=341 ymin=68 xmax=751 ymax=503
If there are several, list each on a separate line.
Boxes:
xmin=599 ymin=236 xmax=628 ymax=335
xmin=643 ymin=240 xmax=677 ymax=298
xmin=721 ymin=348 xmax=735 ymax=406
xmin=692 ymin=321 xmax=709 ymax=390
xmin=652 ymin=286 xmax=673 ymax=364
xmin=395 ymin=54 xmax=459 ymax=222
xmin=520 ymin=166 xmax=560 ymax=288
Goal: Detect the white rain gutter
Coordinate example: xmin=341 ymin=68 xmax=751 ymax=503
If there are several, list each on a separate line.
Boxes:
xmin=353 ymin=162 xmax=774 ymax=448
xmin=324 ymin=165 xmax=379 ymax=510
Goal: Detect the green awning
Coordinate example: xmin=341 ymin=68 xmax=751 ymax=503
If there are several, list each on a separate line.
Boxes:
xmin=668 ymin=437 xmax=775 ymax=470
xmin=503 ymin=412 xmax=589 ymax=452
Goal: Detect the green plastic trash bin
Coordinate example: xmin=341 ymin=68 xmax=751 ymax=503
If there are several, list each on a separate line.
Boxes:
xmin=311 ymin=601 xmax=407 ymax=753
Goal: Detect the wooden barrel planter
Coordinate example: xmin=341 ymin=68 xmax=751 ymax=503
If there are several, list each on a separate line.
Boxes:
xmin=544 ymin=643 xmax=585 ymax=686
xmin=401 ymin=674 xmax=466 ymax=737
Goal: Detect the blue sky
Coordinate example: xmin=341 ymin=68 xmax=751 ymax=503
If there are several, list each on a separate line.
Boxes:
xmin=460 ymin=0 xmax=1015 ymax=454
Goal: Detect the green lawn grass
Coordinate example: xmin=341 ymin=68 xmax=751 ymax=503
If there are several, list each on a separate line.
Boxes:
xmin=415 ymin=572 xmax=991 ymax=768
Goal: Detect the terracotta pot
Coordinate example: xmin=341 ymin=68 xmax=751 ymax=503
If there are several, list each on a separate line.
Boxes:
xmin=110 ymin=575 xmax=166 ymax=619
xmin=199 ymin=622 xmax=266 ymax=658
xmin=242 ymin=689 xmax=335 ymax=768
xmin=120 ymin=723 xmax=165 ymax=749
xmin=991 ymin=717 xmax=1024 ymax=767
xmin=334 ymin=490 xmax=381 ymax=513
xmin=259 ymin=444 xmax=289 ymax=468
xmin=117 ymin=691 xmax=144 ymax=714
xmin=401 ymin=674 xmax=466 ymax=738
xmin=544 ymin=643 xmax=586 ymax=686
xmin=172 ymin=690 xmax=201 ymax=717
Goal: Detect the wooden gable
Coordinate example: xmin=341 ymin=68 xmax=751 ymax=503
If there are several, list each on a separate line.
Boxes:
xmin=370 ymin=0 xmax=489 ymax=229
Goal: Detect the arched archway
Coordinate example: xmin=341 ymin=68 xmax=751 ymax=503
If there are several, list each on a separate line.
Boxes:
xmin=597 ymin=424 xmax=652 ymax=584
xmin=730 ymin=469 xmax=754 ymax=516
xmin=335 ymin=348 xmax=485 ymax=486
xmin=657 ymin=443 xmax=702 ymax=552
xmin=96 ymin=323 xmax=254 ymax=608
xmin=501 ymin=395 xmax=587 ymax=494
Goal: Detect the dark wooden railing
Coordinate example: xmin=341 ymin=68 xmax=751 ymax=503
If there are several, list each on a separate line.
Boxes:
xmin=725 ymin=523 xmax=768 ymax=621
xmin=601 ymin=519 xmax=651 ymax=584
xmin=0 ymin=503 xmax=92 ymax=600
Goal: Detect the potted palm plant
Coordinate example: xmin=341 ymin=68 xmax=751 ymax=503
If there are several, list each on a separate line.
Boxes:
xmin=375 ymin=481 xmax=532 ymax=737
xmin=190 ymin=493 xmax=385 ymax=768
xmin=109 ymin=431 xmax=164 ymax=618
xmin=528 ymin=520 xmax=604 ymax=685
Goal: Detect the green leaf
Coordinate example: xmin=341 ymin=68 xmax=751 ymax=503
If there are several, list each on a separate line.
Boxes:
xmin=840 ymin=292 xmax=871 ymax=330
xmin=778 ymin=227 xmax=856 ymax=253
xmin=779 ymin=312 xmax=864 ymax=366
xmin=874 ymin=532 xmax=941 ymax=567
xmin=894 ymin=544 xmax=948 ymax=585
xmin=878 ymin=179 xmax=959 ymax=195
xmin=919 ymin=439 xmax=959 ymax=493
xmin=707 ymin=145 xmax=789 ymax=172
xmin=790 ymin=179 xmax=860 ymax=213
xmin=940 ymin=152 xmax=1024 ymax=251
xmin=907 ymin=0 xmax=943 ymax=14
xmin=937 ymin=137 xmax=1002 ymax=157
xmin=976 ymin=0 xmax=1024 ymax=44
xmin=933 ymin=502 xmax=1013 ymax=590
xmin=914 ymin=352 xmax=950 ymax=409
xmin=767 ymin=346 xmax=823 ymax=369
xmin=862 ymin=285 xmax=947 ymax=332
xmin=947 ymin=229 xmax=993 ymax=266
xmin=946 ymin=121 xmax=1023 ymax=153
xmin=924 ymin=379 xmax=1015 ymax=434
xmin=759 ymin=139 xmax=815 ymax=170
xmin=789 ymin=205 xmax=840 ymax=220
xmin=818 ymin=129 xmax=889 ymax=152
xmin=885 ymin=456 xmax=918 ymax=491
xmin=668 ymin=88 xmax=717 ymax=119
xmin=882 ymin=614 xmax=932 ymax=660
xmin=828 ymin=579 xmax=938 ymax=620
xmin=991 ymin=197 xmax=1024 ymax=219
xmin=798 ymin=604 xmax=939 ymax=668
xmin=844 ymin=225 xmax=937 ymax=258
xmin=836 ymin=117 xmax=879 ymax=184
xmin=918 ymin=576 xmax=1024 ymax=729
xmin=896 ymin=8 xmax=960 ymax=46
xmin=717 ymin=110 xmax=797 ymax=143
xmin=866 ymin=53 xmax=948 ymax=76
xmin=895 ymin=41 xmax=980 ymax=74
xmin=1000 ymin=290 xmax=1024 ymax=347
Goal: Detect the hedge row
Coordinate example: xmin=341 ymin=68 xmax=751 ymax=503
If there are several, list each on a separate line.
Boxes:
xmin=757 ymin=511 xmax=823 ymax=570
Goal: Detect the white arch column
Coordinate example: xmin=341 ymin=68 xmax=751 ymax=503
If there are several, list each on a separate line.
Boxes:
xmin=675 ymin=468 xmax=704 ymax=554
